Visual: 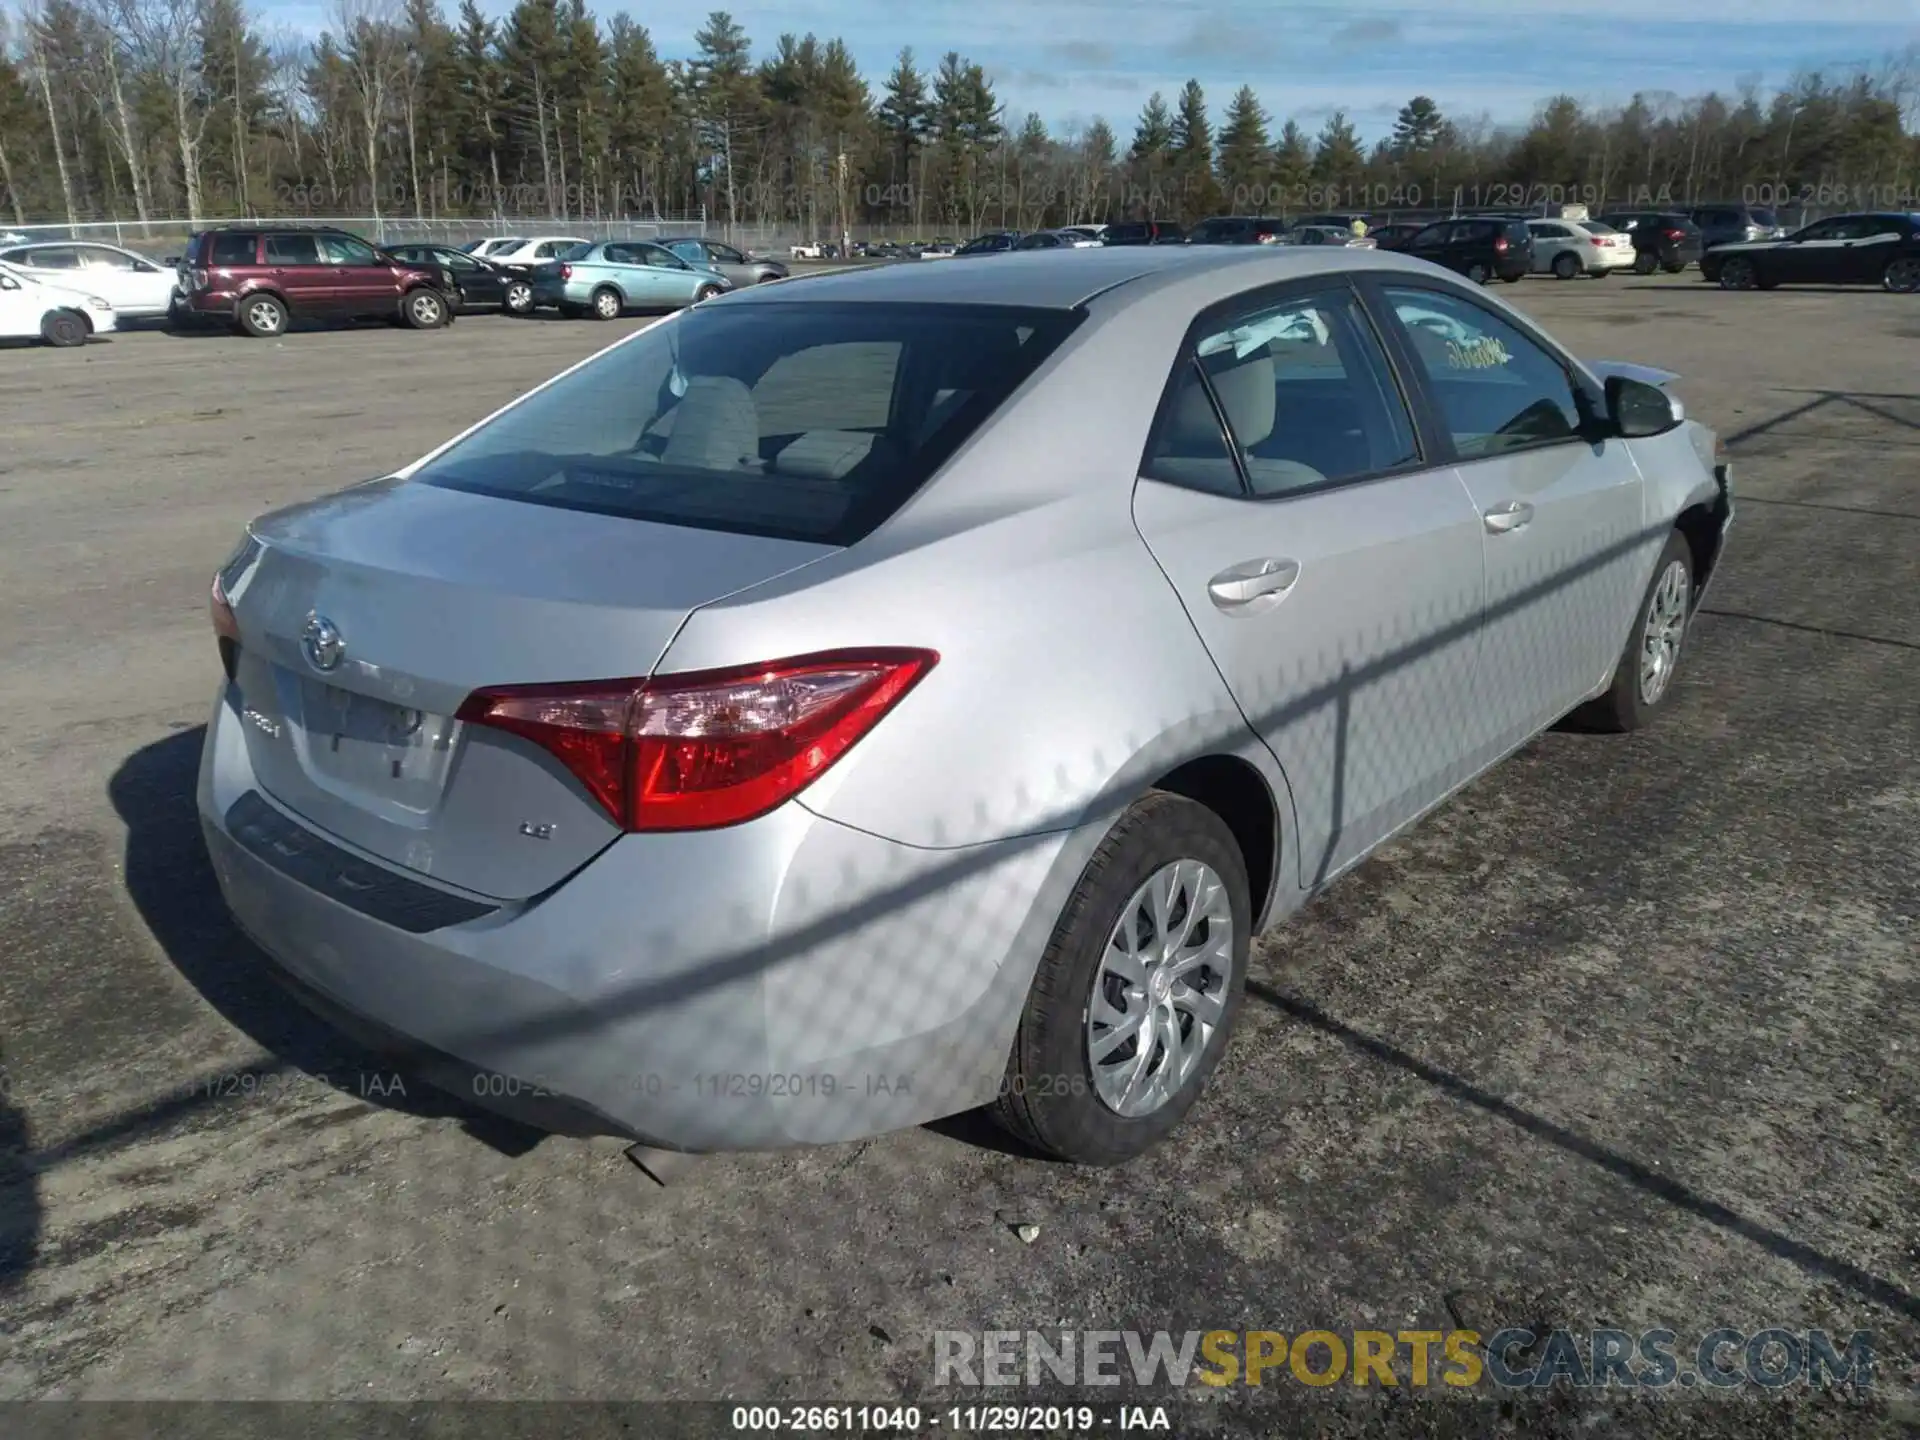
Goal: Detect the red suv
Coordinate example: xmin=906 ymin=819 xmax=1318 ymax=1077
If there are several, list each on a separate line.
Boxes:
xmin=179 ymin=226 xmax=451 ymax=337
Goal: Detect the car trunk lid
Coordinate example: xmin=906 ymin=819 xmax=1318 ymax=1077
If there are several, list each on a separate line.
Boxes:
xmin=223 ymin=478 xmax=835 ymax=900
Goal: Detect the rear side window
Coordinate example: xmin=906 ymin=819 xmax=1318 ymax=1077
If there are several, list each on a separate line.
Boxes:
xmin=265 ymin=233 xmax=321 ymax=264
xmin=413 ymin=301 xmax=1083 ymax=546
xmin=1145 ymin=288 xmax=1418 ymax=498
xmin=210 ymin=233 xmax=258 ymax=266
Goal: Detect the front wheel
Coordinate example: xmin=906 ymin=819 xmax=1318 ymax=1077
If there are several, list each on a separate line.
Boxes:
xmin=1883 ymin=256 xmax=1920 ymax=294
xmin=41 ymin=309 xmax=88 ymax=348
xmin=1718 ymin=257 xmax=1757 ymax=291
xmin=991 ymin=791 xmax=1249 ymax=1165
xmin=403 ymin=289 xmax=448 ymax=329
xmin=1552 ymin=253 xmax=1580 ymax=280
xmin=1574 ymin=530 xmax=1694 ymax=733
xmin=693 ymin=283 xmax=725 ymax=304
xmin=503 ymin=280 xmax=535 ymax=314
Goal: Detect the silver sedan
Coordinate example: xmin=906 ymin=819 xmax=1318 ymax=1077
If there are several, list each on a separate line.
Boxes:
xmin=198 ymin=246 xmax=1731 ymax=1165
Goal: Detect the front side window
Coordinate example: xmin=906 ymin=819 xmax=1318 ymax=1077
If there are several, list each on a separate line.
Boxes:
xmin=638 ymin=244 xmax=683 ymax=268
xmin=79 ymin=246 xmax=141 ymax=271
xmin=1382 ymin=286 xmax=1585 ymax=458
xmin=318 ymin=234 xmax=377 ymax=265
xmin=1145 ymin=288 xmax=1419 ymax=498
xmin=412 ymin=301 xmax=1083 ymax=546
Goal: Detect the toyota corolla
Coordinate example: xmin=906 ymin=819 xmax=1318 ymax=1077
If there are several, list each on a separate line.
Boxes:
xmin=199 ymin=247 xmax=1731 ymax=1165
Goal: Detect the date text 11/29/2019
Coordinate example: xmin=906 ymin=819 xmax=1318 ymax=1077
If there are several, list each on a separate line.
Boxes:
xmin=728 ymin=1405 xmax=1171 ymax=1432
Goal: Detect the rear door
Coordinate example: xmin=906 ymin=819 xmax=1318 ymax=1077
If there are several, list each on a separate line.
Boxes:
xmin=262 ymin=231 xmax=332 ymax=312
xmin=1366 ymin=279 xmax=1649 ymax=753
xmin=1129 ymin=279 xmax=1488 ymax=888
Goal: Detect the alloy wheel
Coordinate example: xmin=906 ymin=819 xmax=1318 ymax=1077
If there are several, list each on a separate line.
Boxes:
xmin=1884 ymin=257 xmax=1920 ymax=294
xmin=1638 ymin=559 xmax=1690 ymax=705
xmin=246 ymin=299 xmax=282 ymax=334
xmin=1086 ymin=859 xmax=1234 ymax=1119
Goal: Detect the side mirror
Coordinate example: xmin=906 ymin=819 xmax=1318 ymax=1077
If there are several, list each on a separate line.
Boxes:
xmin=0 ymin=276 xmax=18 ymax=290
xmin=1605 ymin=375 xmax=1683 ymax=437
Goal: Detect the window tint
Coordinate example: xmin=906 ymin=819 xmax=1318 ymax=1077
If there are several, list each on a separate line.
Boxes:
xmin=1530 ymin=223 xmax=1571 ymax=239
xmin=22 ymin=246 xmax=81 ymax=269
xmin=78 ymin=246 xmax=139 ymax=270
xmin=638 ymin=244 xmax=682 ymax=267
xmin=601 ymin=244 xmax=636 ymax=264
xmin=317 ymin=233 xmax=377 ymax=265
xmin=1749 ymin=209 xmax=1778 ymax=228
xmin=265 ymin=233 xmax=321 ymax=264
xmin=709 ymin=243 xmax=744 ymax=263
xmin=210 ymin=233 xmax=258 ymax=265
xmin=1411 ymin=223 xmax=1450 ymax=246
xmin=1383 ymin=286 xmax=1585 ymax=458
xmin=534 ymin=241 xmax=566 ymax=258
xmin=1142 ymin=362 xmax=1244 ymax=496
xmin=412 ymin=301 xmax=1082 ymax=546
xmin=1147 ymin=289 xmax=1418 ymax=498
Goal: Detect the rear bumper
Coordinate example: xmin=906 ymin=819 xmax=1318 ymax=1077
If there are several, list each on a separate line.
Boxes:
xmin=196 ymin=682 xmax=1074 ymax=1151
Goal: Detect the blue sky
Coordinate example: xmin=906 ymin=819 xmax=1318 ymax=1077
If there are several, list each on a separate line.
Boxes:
xmin=265 ymin=0 xmax=1916 ymax=140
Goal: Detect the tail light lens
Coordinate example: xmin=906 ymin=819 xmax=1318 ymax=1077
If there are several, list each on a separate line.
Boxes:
xmin=210 ymin=573 xmax=240 ymax=680
xmin=1664 ymin=228 xmax=1686 ymax=241
xmin=560 ymin=263 xmax=573 ymax=280
xmin=1589 ymin=236 xmax=1605 ymax=247
xmin=191 ymin=268 xmax=210 ymax=290
xmin=457 ymin=649 xmax=938 ymax=831
xmin=1493 ymin=236 xmax=1509 ymax=252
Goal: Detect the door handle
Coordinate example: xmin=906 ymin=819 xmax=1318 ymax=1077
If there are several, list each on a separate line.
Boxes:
xmin=1483 ymin=500 xmax=1534 ymax=534
xmin=1208 ymin=557 xmax=1300 ymax=611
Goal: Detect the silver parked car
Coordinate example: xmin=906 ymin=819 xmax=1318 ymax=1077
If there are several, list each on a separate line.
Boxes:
xmin=199 ymin=247 xmax=1731 ymax=1165
xmin=659 ymin=236 xmax=790 ymax=286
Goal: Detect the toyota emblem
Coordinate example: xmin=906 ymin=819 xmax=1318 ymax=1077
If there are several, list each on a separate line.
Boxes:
xmin=301 ymin=612 xmax=345 ymax=672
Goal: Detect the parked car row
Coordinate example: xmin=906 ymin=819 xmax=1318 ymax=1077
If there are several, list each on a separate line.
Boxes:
xmin=0 ymin=223 xmax=800 ymax=345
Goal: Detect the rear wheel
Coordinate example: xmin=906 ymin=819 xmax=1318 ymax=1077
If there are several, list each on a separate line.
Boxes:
xmin=1552 ymin=252 xmax=1580 ymax=280
xmin=589 ymin=286 xmax=622 ymax=320
xmin=1884 ymin=256 xmax=1920 ymax=294
xmin=503 ymin=280 xmax=534 ymax=314
xmin=693 ymin=283 xmax=725 ymax=303
xmin=1574 ymin=530 xmax=1694 ymax=733
xmin=237 ymin=293 xmax=287 ymax=337
xmin=1718 ymin=257 xmax=1757 ymax=290
xmin=991 ymin=791 xmax=1249 ymax=1166
xmin=403 ymin=288 xmax=448 ymax=329
xmin=1633 ymin=249 xmax=1658 ymax=275
xmin=1465 ymin=262 xmax=1489 ymax=285
xmin=41 ymin=309 xmax=87 ymax=348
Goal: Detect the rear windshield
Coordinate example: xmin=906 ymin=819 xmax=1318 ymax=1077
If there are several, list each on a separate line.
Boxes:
xmin=1748 ymin=208 xmax=1778 ymax=227
xmin=413 ymin=301 xmax=1084 ymax=546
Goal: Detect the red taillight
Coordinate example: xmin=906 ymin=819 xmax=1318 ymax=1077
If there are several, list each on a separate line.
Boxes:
xmin=1493 ymin=236 xmax=1509 ymax=252
xmin=210 ymin=573 xmax=240 ymax=679
xmin=1664 ymin=228 xmax=1686 ymax=241
xmin=1589 ymin=236 xmax=1605 ymax=247
xmin=560 ymin=263 xmax=572 ymax=280
xmin=456 ymin=649 xmax=938 ymax=831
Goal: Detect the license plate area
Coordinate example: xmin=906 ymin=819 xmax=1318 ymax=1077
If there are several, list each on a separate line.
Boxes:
xmin=290 ymin=673 xmax=460 ymax=818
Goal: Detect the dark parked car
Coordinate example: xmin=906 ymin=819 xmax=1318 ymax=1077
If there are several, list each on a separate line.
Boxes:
xmin=1100 ymin=220 xmax=1186 ymax=246
xmin=384 ymin=242 xmax=536 ymax=315
xmin=178 ymin=225 xmax=451 ymax=337
xmin=1366 ymin=222 xmax=1426 ymax=251
xmin=1699 ymin=211 xmax=1920 ymax=292
xmin=956 ymin=232 xmax=1021 ymax=256
xmin=1185 ymin=215 xmax=1287 ymax=245
xmin=1596 ymin=212 xmax=1702 ymax=273
xmin=1688 ymin=204 xmax=1786 ymax=251
xmin=1400 ymin=216 xmax=1533 ymax=284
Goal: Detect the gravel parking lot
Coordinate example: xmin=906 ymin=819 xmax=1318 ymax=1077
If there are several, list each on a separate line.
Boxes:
xmin=0 ymin=273 xmax=1914 ymax=1435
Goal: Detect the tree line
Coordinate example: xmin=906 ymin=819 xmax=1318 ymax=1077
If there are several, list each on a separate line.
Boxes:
xmin=2 ymin=1 xmax=1917 ymax=237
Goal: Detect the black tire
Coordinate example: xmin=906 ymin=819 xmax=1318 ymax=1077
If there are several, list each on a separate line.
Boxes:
xmin=1573 ymin=530 xmax=1694 ymax=734
xmin=1718 ymin=257 xmax=1757 ymax=291
xmin=1662 ymin=262 xmax=1687 ymax=274
xmin=403 ymin=288 xmax=448 ymax=329
xmin=1501 ymin=272 xmax=1525 ymax=283
xmin=1883 ymin=256 xmax=1920 ymax=294
xmin=991 ymin=791 xmax=1250 ymax=1166
xmin=1552 ymin=252 xmax=1580 ymax=280
xmin=589 ymin=286 xmax=622 ymax=320
xmin=1633 ymin=250 xmax=1658 ymax=276
xmin=503 ymin=280 xmax=535 ymax=314
xmin=1465 ymin=262 xmax=1489 ymax=285
xmin=237 ymin=292 xmax=288 ymax=338
xmin=41 ymin=309 xmax=87 ymax=348
xmin=693 ymin=283 xmax=725 ymax=304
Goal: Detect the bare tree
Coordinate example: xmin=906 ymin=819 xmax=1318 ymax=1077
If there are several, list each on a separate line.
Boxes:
xmin=117 ymin=0 xmax=214 ymax=222
xmin=19 ymin=3 xmax=79 ymax=228
xmin=76 ymin=0 xmax=154 ymax=230
xmin=333 ymin=0 xmax=407 ymax=224
xmin=263 ymin=28 xmax=309 ymax=173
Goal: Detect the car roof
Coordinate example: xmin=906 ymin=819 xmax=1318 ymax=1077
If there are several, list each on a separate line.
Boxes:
xmin=711 ymin=245 xmax=1450 ymax=312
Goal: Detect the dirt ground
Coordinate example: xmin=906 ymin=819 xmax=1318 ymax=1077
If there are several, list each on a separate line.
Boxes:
xmin=0 ymin=271 xmax=1914 ymax=1437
